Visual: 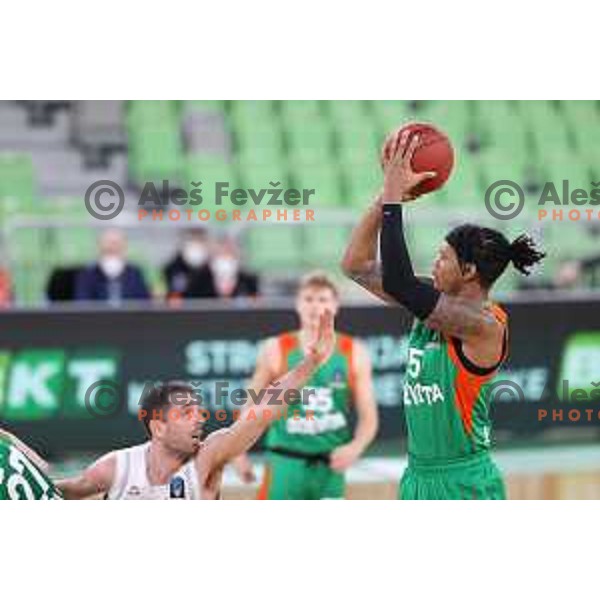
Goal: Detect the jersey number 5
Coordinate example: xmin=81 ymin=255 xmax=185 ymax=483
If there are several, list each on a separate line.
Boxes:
xmin=407 ymin=348 xmax=424 ymax=379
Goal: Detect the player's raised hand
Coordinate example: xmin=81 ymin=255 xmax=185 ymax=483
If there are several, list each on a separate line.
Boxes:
xmin=382 ymin=130 xmax=436 ymax=203
xmin=305 ymin=309 xmax=335 ymax=365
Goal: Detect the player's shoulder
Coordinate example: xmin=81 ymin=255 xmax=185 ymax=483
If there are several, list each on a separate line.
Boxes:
xmin=259 ymin=335 xmax=284 ymax=359
xmin=100 ymin=442 xmax=147 ymax=471
xmin=335 ymin=332 xmax=371 ymax=371
xmin=336 ymin=331 xmax=364 ymax=352
xmin=263 ymin=331 xmax=298 ymax=355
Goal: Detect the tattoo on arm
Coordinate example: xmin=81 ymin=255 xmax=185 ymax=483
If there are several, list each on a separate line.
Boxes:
xmin=425 ymin=294 xmax=496 ymax=339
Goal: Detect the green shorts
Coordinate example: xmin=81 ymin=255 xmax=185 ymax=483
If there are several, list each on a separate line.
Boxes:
xmin=258 ymin=450 xmax=345 ymax=500
xmin=399 ymin=452 xmax=506 ymax=500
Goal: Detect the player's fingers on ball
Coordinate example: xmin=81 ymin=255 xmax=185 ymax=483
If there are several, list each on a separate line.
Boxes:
xmin=390 ymin=128 xmax=403 ymax=158
xmin=381 ymin=132 xmax=394 ymax=165
xmin=396 ymin=129 xmax=410 ymax=160
xmin=417 ymin=170 xmax=437 ymax=183
xmin=388 ymin=129 xmax=403 ymax=166
xmin=405 ymin=133 xmax=421 ymax=162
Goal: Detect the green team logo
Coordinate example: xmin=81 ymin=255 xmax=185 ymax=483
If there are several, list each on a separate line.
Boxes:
xmin=558 ymin=332 xmax=600 ymax=398
xmin=0 ymin=348 xmax=120 ymax=420
xmin=286 ymin=387 xmax=347 ymax=435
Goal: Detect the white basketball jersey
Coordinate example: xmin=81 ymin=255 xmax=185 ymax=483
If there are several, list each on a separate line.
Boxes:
xmin=107 ymin=443 xmax=202 ymax=500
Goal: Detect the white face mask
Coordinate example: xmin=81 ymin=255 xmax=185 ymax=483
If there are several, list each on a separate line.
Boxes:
xmin=211 ymin=257 xmax=239 ymax=279
xmin=183 ymin=243 xmax=208 ymax=268
xmin=100 ymin=256 xmax=125 ymax=279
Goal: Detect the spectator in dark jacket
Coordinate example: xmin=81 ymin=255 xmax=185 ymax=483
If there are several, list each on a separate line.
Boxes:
xmin=163 ymin=228 xmax=215 ymax=299
xmin=75 ymin=229 xmax=150 ymax=304
xmin=186 ymin=235 xmax=259 ymax=299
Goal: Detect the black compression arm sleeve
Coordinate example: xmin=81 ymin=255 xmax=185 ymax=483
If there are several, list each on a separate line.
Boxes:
xmin=380 ymin=204 xmax=440 ymax=320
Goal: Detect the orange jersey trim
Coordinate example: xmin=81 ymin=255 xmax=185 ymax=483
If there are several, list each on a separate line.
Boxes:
xmin=256 ymin=465 xmax=272 ymax=500
xmin=446 ymin=304 xmax=508 ymax=434
xmin=336 ymin=334 xmax=356 ymax=395
xmin=278 ymin=332 xmax=298 ymax=369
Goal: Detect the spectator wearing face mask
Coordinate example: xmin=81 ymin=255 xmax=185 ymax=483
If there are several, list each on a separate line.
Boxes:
xmin=186 ymin=236 xmax=260 ymax=299
xmin=163 ymin=228 xmax=216 ymax=299
xmin=75 ymin=229 xmax=150 ymax=304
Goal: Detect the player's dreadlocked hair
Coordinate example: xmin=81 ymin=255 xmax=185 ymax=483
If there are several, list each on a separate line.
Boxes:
xmin=445 ymin=224 xmax=546 ymax=289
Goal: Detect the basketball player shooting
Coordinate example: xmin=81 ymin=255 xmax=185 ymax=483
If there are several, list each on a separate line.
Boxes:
xmin=56 ymin=310 xmax=336 ymax=500
xmin=341 ymin=127 xmax=545 ymax=500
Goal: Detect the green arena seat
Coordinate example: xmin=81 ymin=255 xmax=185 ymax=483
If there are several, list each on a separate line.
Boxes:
xmin=237 ymin=161 xmax=290 ymax=190
xmin=129 ymin=127 xmax=184 ymax=184
xmin=335 ymin=122 xmax=381 ymax=164
xmin=184 ymin=156 xmax=238 ymax=210
xmin=371 ymin=100 xmax=409 ymax=132
xmin=302 ymin=225 xmax=350 ymax=269
xmin=443 ymin=155 xmax=484 ymax=209
xmin=53 ymin=226 xmax=97 ymax=265
xmin=0 ymin=153 xmax=36 ymax=213
xmin=340 ymin=160 xmax=381 ymax=208
xmin=235 ymin=121 xmax=285 ymax=164
xmin=245 ymin=224 xmax=302 ymax=271
xmin=127 ymin=101 xmax=179 ymax=128
xmin=229 ymin=101 xmax=276 ymax=131
xmin=474 ymin=101 xmax=529 ymax=159
xmin=405 ymin=222 xmax=448 ymax=275
xmin=182 ymin=100 xmax=225 ymax=114
xmin=290 ymin=162 xmax=343 ymax=208
xmin=280 ymin=100 xmax=322 ymax=120
xmin=284 ymin=114 xmax=334 ymax=163
xmin=326 ymin=101 xmax=371 ymax=125
xmin=421 ymin=101 xmax=472 ymax=147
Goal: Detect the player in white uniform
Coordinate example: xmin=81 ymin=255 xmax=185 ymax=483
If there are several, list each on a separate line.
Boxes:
xmin=57 ymin=310 xmax=335 ymax=500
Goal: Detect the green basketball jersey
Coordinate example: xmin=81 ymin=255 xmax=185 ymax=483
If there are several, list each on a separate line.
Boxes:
xmin=0 ymin=438 xmax=62 ymax=500
xmin=403 ymin=303 xmax=508 ymax=462
xmin=265 ymin=331 xmax=355 ymax=454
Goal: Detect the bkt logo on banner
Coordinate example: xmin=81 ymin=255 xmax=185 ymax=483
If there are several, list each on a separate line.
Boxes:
xmin=0 ymin=348 xmax=121 ymax=420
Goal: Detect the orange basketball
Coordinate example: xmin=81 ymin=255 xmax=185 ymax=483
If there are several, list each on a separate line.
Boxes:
xmin=381 ymin=122 xmax=454 ymax=196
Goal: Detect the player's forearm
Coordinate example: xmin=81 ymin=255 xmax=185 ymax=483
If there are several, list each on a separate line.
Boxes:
xmin=351 ymin=409 xmax=378 ymax=454
xmin=56 ymin=476 xmax=105 ymax=500
xmin=341 ymin=197 xmax=400 ymax=303
xmin=255 ymin=355 xmax=319 ymax=415
xmin=381 ymin=204 xmax=439 ymax=319
xmin=341 ymin=196 xmax=382 ymax=275
xmin=209 ymin=355 xmax=321 ymax=467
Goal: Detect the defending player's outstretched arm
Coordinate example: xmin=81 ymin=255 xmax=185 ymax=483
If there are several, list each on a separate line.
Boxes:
xmin=197 ymin=310 xmax=336 ymax=479
xmin=56 ymin=452 xmax=116 ymax=499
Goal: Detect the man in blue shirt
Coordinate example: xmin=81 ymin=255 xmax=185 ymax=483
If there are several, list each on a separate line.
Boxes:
xmin=75 ymin=229 xmax=150 ymax=304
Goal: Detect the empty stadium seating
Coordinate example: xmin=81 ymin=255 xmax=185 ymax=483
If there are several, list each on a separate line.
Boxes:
xmin=1 ymin=100 xmax=599 ymax=304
